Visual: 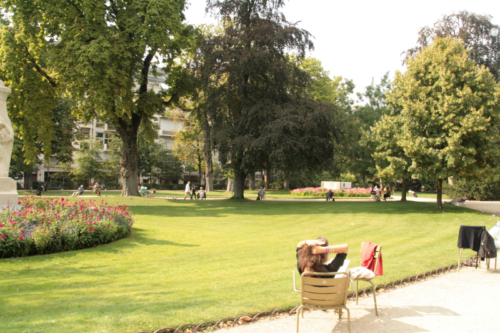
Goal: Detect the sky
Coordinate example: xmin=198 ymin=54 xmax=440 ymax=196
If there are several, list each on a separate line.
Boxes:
xmin=184 ymin=0 xmax=500 ymax=97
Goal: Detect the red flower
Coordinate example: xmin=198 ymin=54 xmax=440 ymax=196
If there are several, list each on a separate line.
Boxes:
xmin=19 ymin=236 xmax=24 ymax=241
xmin=0 ymin=235 xmax=5 ymax=239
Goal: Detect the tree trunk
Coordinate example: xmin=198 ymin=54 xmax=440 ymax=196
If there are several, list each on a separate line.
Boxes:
xmin=265 ymin=166 xmax=271 ymax=189
xmin=401 ymin=178 xmax=407 ymax=202
xmin=197 ymin=155 xmax=202 ymax=186
xmin=284 ymin=170 xmax=290 ymax=190
xmin=249 ymin=173 xmax=255 ymax=190
xmin=117 ymin=121 xmax=140 ymax=196
xmin=437 ymin=179 xmax=443 ymax=209
xmin=203 ymin=117 xmax=214 ymax=191
xmin=226 ymin=178 xmax=233 ymax=192
xmin=232 ymin=169 xmax=246 ymax=199
xmin=24 ymin=172 xmax=33 ymax=190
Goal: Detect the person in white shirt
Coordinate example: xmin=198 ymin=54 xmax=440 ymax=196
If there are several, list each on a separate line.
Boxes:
xmin=184 ymin=181 xmax=192 ymax=200
xmin=198 ymin=187 xmax=206 ymax=199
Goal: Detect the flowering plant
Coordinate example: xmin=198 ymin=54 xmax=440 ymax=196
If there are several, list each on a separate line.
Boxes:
xmin=0 ymin=197 xmax=133 ymax=258
xmin=290 ymin=187 xmax=371 ymax=197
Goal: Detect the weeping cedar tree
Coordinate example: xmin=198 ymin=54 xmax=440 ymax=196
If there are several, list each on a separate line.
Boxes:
xmin=404 ymin=11 xmax=500 ymax=81
xmin=201 ymin=0 xmax=336 ymax=199
xmin=388 ymin=37 xmax=500 ymax=209
xmin=0 ymin=0 xmax=193 ymax=196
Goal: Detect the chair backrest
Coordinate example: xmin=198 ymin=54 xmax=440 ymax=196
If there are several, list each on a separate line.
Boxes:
xmin=299 ymin=271 xmax=350 ymax=309
xmin=361 ymin=242 xmax=382 ymax=273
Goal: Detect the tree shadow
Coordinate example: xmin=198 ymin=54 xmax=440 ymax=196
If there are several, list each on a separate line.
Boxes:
xmin=331 ymin=305 xmax=459 ymax=332
xmin=128 ymin=200 xmax=484 ymax=219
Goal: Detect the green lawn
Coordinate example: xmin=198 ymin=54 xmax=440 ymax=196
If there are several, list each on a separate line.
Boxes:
xmin=0 ymin=197 xmax=491 ymax=333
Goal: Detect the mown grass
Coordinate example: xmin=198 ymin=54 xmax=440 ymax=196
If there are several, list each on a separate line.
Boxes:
xmin=1 ymin=197 xmax=489 ymax=333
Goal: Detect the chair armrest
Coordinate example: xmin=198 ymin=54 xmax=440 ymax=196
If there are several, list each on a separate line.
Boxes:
xmin=293 ymin=270 xmax=301 ymax=292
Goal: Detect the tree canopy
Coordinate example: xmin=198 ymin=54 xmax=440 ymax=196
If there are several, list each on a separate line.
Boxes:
xmin=405 ymin=11 xmax=500 ymax=81
xmin=198 ymin=0 xmax=336 ymax=198
xmin=0 ymin=0 xmax=194 ymax=195
xmin=389 ymin=37 xmax=500 ymax=208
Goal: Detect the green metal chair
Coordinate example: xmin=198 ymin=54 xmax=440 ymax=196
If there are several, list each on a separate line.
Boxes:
xmin=293 ymin=271 xmax=352 ymax=333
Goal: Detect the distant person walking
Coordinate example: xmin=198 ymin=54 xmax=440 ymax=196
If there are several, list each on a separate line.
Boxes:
xmin=185 ymin=181 xmax=192 ymax=200
xmin=191 ymin=184 xmax=197 ymax=200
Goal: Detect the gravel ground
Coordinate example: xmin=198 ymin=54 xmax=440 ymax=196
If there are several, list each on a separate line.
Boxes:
xmin=217 ymin=263 xmax=500 ymax=333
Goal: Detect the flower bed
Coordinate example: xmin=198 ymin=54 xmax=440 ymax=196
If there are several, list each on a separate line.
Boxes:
xmin=0 ymin=197 xmax=133 ymax=258
xmin=290 ymin=187 xmax=371 ymax=197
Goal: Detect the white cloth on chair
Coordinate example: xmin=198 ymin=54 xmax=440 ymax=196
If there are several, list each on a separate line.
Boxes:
xmin=350 ymin=266 xmax=376 ymax=280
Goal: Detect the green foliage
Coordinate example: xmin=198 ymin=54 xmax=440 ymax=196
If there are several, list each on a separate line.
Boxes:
xmin=198 ymin=0 xmax=335 ymax=198
xmin=444 ymin=177 xmax=500 ymax=201
xmin=339 ymin=172 xmax=356 ymax=182
xmin=405 ymin=11 xmax=500 ymax=81
xmin=340 ymin=73 xmax=391 ymax=181
xmin=71 ymin=146 xmax=103 ymax=185
xmin=386 ymin=37 xmax=500 ymax=207
xmin=1 ymin=0 xmax=194 ymax=194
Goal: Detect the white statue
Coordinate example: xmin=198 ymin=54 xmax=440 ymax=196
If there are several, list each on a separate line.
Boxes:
xmin=0 ymin=80 xmax=19 ymax=211
xmin=0 ymin=80 xmax=14 ymax=177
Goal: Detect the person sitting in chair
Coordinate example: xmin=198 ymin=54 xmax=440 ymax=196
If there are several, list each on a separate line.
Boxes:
xmin=258 ymin=187 xmax=266 ymax=200
xmin=198 ymin=187 xmax=206 ymax=199
xmin=72 ymin=185 xmax=85 ymax=197
xmin=409 ymin=189 xmax=418 ymax=197
xmin=383 ymin=187 xmax=391 ymax=201
xmin=326 ymin=189 xmax=334 ymax=201
xmin=296 ymin=237 xmax=349 ymax=275
xmin=141 ymin=185 xmax=151 ymax=197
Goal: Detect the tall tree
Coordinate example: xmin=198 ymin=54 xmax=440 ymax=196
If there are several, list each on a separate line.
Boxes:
xmin=405 ymin=11 xmax=500 ymax=81
xmin=1 ymin=0 xmax=193 ymax=196
xmin=389 ymin=37 xmax=500 ymax=209
xmin=365 ymin=113 xmax=412 ymax=201
xmin=203 ymin=0 xmax=337 ymax=199
xmin=173 ymin=122 xmax=205 ymax=184
xmin=167 ymin=27 xmax=219 ymax=191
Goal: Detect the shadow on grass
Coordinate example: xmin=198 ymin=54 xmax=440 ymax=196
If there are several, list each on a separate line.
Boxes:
xmin=127 ymin=200 xmax=483 ymax=219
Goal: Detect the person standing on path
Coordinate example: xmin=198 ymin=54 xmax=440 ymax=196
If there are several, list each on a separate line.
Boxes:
xmin=185 ymin=181 xmax=192 ymax=200
xmin=191 ymin=184 xmax=197 ymax=200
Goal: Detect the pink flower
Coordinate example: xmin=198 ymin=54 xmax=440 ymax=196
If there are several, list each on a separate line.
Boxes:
xmin=0 ymin=235 xmax=5 ymax=239
xmin=19 ymin=236 xmax=24 ymax=241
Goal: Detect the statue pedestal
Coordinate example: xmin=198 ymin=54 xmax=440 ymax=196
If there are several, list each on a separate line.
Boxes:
xmin=0 ymin=177 xmax=21 ymax=211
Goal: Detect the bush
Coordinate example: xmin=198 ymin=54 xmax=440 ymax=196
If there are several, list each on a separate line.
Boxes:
xmin=0 ymin=197 xmax=134 ymax=258
xmin=103 ymin=182 xmax=121 ymax=190
xmin=444 ymin=178 xmax=500 ymax=201
xmin=213 ymin=184 xmax=225 ymax=190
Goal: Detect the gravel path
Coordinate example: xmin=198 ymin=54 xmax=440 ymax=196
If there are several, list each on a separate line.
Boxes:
xmin=216 ymin=264 xmax=499 ymax=333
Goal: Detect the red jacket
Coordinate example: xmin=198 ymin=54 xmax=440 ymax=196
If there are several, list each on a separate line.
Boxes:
xmin=361 ymin=242 xmax=383 ymax=276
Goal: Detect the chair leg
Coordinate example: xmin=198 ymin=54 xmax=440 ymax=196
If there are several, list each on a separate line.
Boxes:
xmin=369 ymin=281 xmax=379 ymax=316
xmin=296 ymin=306 xmax=302 ymax=333
xmin=345 ymin=306 xmax=351 ymax=333
xmin=355 ymin=280 xmax=359 ymax=305
xmin=458 ymin=248 xmax=463 ymax=270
